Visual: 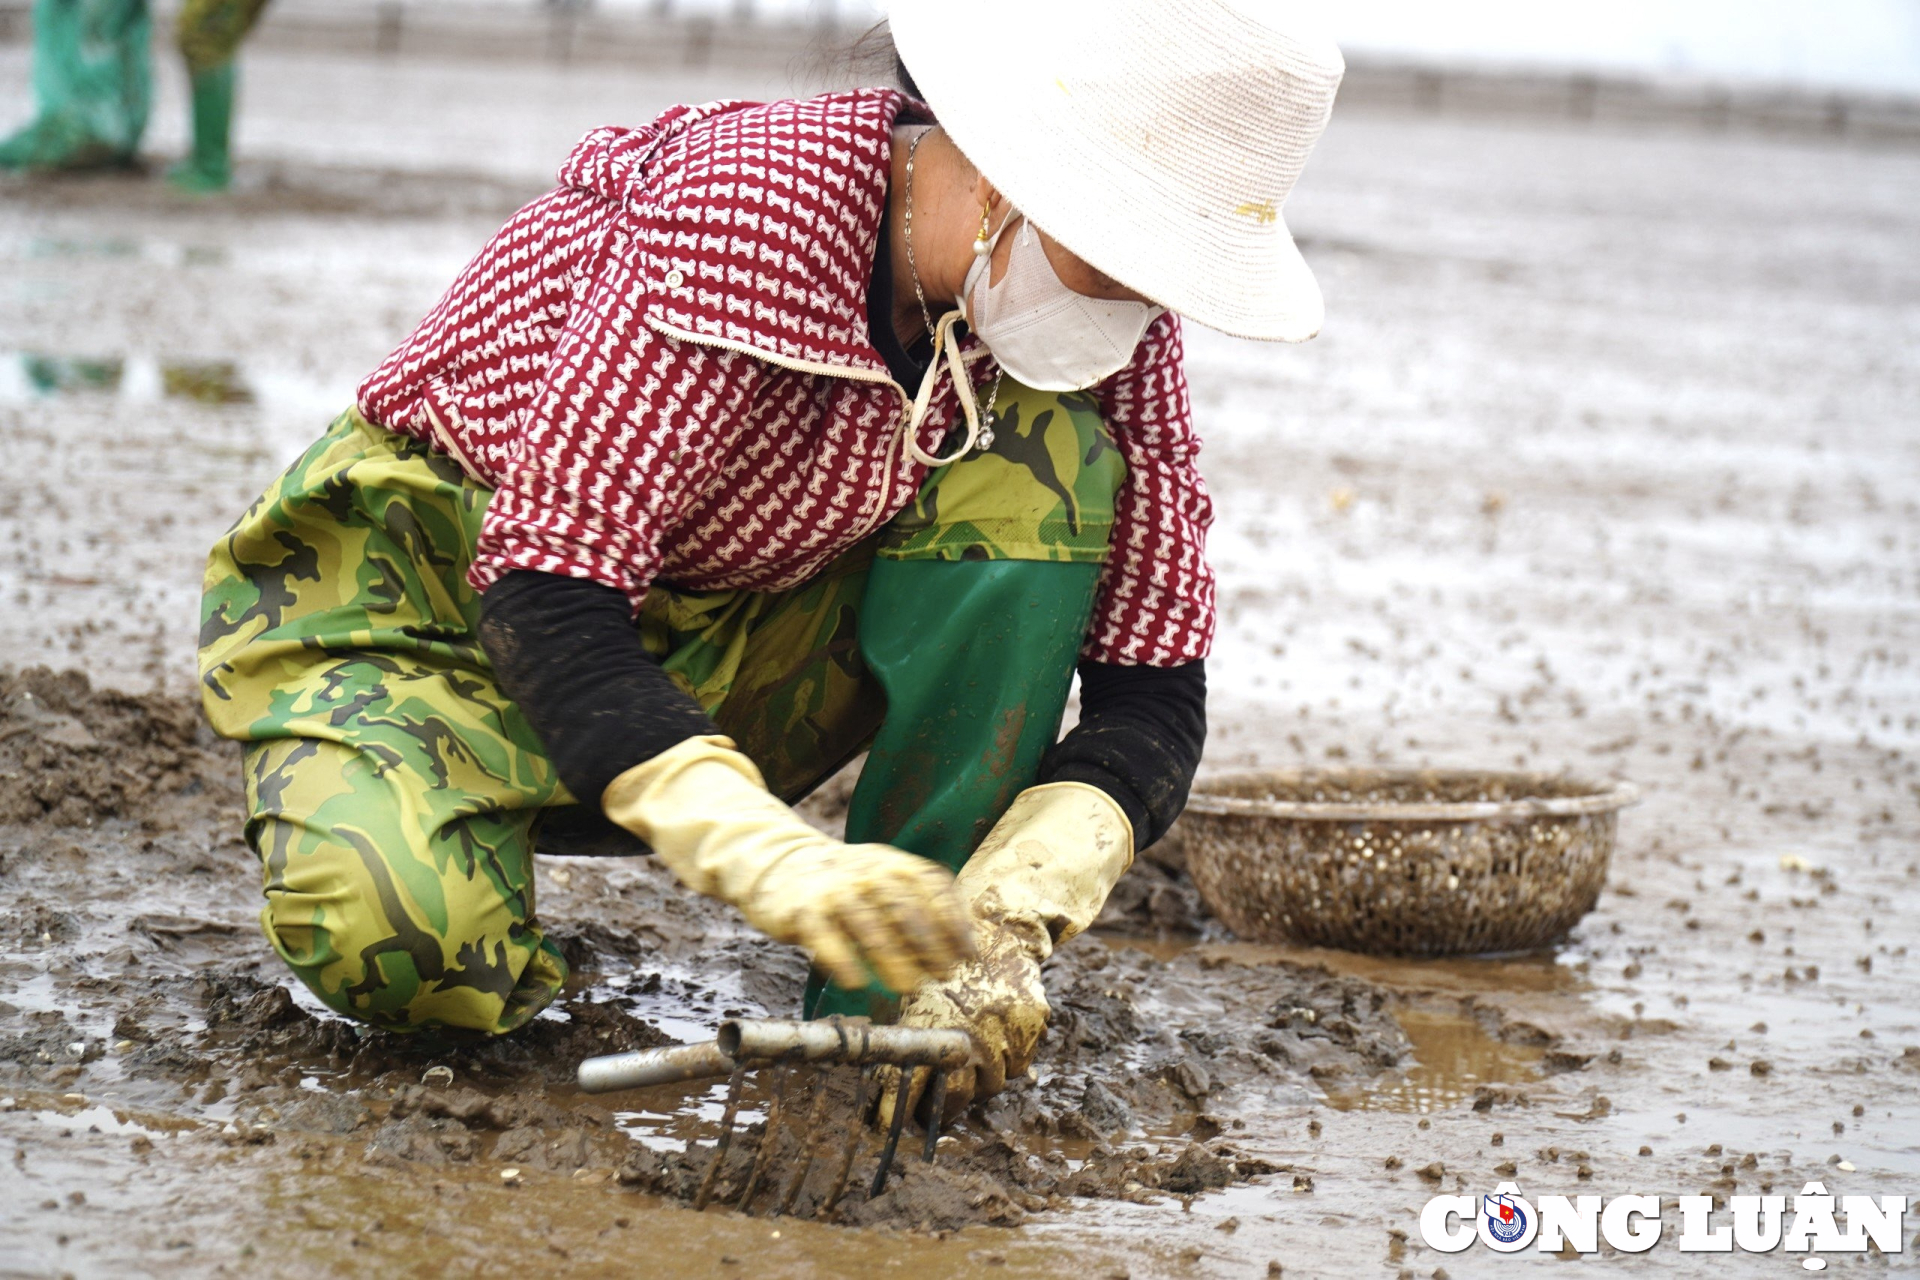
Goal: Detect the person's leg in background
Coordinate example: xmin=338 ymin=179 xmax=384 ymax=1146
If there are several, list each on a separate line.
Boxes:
xmin=166 ymin=0 xmax=268 ymax=192
xmin=806 ymin=383 xmax=1127 ymax=1019
xmin=201 ymin=410 xmax=571 ymax=1034
xmin=0 ymin=0 xmax=151 ymax=172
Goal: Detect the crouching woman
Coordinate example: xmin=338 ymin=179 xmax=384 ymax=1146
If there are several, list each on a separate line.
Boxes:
xmin=195 ymin=2 xmax=1343 ymax=1116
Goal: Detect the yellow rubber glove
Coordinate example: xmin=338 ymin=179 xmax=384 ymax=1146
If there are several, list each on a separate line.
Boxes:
xmin=601 ymin=736 xmax=976 ymax=994
xmin=878 ymin=781 xmax=1134 ymax=1127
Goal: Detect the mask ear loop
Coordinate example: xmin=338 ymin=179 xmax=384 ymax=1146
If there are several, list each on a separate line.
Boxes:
xmin=903 ymin=309 xmax=985 ymax=469
xmin=903 ymin=197 xmax=1010 ymax=469
xmin=960 ymin=203 xmax=1015 ymax=326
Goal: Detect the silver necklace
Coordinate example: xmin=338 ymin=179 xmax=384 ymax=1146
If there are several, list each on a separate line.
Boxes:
xmin=904 ymin=127 xmax=1000 ymax=454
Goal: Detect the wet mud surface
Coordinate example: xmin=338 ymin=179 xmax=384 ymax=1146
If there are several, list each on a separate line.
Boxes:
xmin=3 ymin=40 xmax=1919 ymax=1278
xmin=0 ymin=667 xmax=1408 ymax=1264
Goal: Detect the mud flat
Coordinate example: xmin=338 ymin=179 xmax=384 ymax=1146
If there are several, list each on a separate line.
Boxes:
xmin=3 ymin=40 xmax=1919 ymax=1278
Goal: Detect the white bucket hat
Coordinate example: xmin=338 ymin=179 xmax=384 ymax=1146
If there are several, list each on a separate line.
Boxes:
xmin=888 ymin=0 xmax=1344 ymax=342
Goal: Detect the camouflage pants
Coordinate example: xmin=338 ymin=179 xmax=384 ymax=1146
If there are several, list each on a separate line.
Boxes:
xmin=176 ymin=0 xmax=269 ymax=74
xmin=198 ymin=387 xmax=1123 ymax=1034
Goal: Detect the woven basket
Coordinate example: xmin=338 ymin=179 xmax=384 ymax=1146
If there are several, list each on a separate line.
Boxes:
xmin=1181 ymin=769 xmax=1639 ymax=956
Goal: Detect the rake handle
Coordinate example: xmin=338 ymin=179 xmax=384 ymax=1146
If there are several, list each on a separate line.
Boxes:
xmin=576 ymin=1018 xmax=970 ymax=1093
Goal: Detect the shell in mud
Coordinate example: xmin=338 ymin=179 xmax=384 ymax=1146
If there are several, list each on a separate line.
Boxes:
xmin=1180 ymin=769 xmax=1638 ymax=956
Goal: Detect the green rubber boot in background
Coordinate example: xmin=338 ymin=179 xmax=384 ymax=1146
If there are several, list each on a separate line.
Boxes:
xmin=0 ymin=0 xmax=151 ymax=172
xmin=164 ymin=61 xmax=233 ymax=192
xmin=802 ymin=557 xmax=1104 ymax=1022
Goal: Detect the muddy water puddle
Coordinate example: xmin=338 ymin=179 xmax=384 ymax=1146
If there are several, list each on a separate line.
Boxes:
xmin=1 ymin=1101 xmax=1150 ymax=1280
xmin=19 ymin=234 xmax=227 ymax=264
xmin=1324 ymin=1007 xmax=1546 ymax=1114
xmin=0 ymin=349 xmax=353 ymax=415
xmin=1101 ymin=935 xmax=1552 ymax=1115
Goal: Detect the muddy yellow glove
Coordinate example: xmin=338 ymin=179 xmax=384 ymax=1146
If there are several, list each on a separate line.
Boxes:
xmin=601 ymin=736 xmax=976 ymax=994
xmin=879 ymin=781 xmax=1134 ymax=1126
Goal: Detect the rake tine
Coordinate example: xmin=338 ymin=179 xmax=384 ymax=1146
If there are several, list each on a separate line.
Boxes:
xmin=869 ymin=1065 xmax=920 ymax=1200
xmin=692 ymin=1063 xmax=751 ymax=1211
xmin=920 ymin=1069 xmax=949 ymax=1163
xmin=776 ymin=1066 xmax=834 ymax=1217
xmin=735 ymin=1058 xmax=795 ymax=1213
xmin=819 ymin=1064 xmax=873 ymax=1220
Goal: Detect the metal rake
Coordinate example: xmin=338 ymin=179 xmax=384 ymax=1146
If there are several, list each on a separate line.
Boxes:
xmin=578 ymin=1016 xmax=968 ymax=1218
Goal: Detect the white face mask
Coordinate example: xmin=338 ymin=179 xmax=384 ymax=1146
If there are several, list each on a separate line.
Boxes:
xmin=961 ymin=214 xmax=1162 ymax=392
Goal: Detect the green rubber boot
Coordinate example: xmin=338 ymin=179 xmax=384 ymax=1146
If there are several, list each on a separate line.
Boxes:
xmin=164 ymin=61 xmax=233 ymax=192
xmin=802 ymin=556 xmax=1104 ymax=1021
xmin=0 ymin=0 xmax=151 ymax=172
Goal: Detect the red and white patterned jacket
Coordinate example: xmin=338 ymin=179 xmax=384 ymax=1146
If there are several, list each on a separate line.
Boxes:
xmin=358 ymin=89 xmax=1214 ymax=666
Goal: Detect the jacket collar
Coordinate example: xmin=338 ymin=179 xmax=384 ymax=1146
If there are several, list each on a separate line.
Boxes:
xmin=558 ymin=89 xmax=910 ymax=381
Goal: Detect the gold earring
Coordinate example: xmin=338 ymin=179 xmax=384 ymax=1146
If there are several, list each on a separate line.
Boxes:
xmin=973 ymin=206 xmax=992 ymax=258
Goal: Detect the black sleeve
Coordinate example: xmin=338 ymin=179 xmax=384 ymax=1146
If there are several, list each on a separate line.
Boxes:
xmin=1037 ymin=658 xmax=1206 ymax=849
xmin=476 ymin=570 xmax=718 ymax=806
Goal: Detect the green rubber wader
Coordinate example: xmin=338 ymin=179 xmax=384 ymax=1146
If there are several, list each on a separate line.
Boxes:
xmin=801 ymin=556 xmax=1103 ymax=1021
xmin=0 ymin=0 xmax=151 ymax=171
xmin=166 ymin=0 xmax=269 ymax=191
xmin=164 ymin=62 xmax=233 ymax=192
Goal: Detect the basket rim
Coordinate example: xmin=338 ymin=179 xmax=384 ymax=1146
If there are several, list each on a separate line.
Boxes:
xmin=1183 ymin=768 xmax=1640 ymax=822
